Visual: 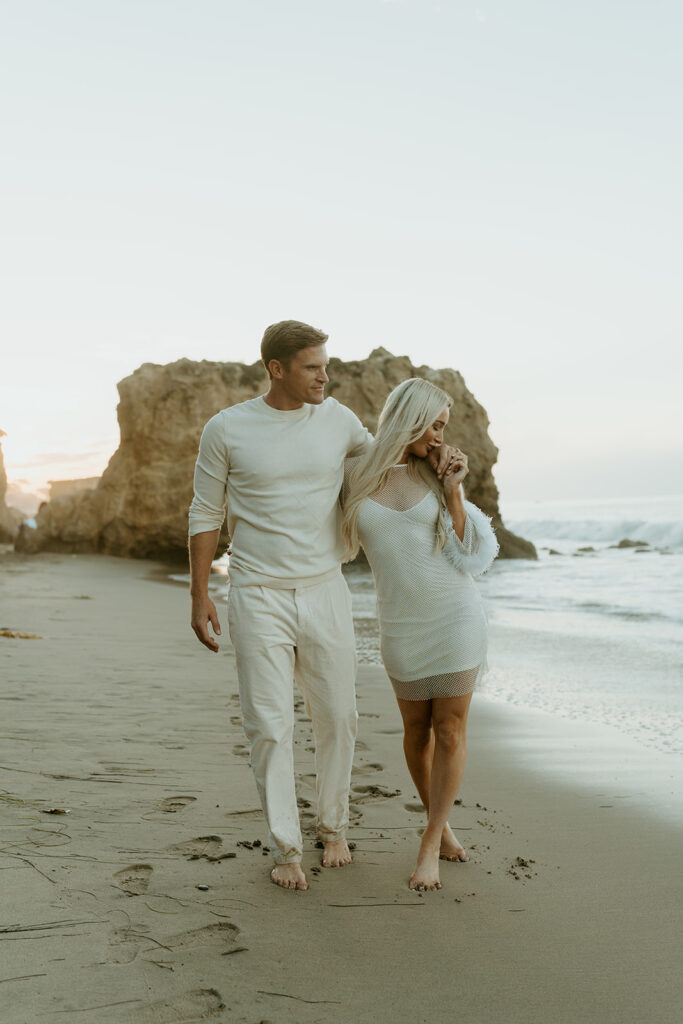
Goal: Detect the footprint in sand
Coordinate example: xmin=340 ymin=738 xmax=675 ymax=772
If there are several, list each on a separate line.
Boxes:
xmin=159 ymin=795 xmax=197 ymax=814
xmin=224 ymin=808 xmax=261 ymax=821
xmin=113 ymin=864 xmax=153 ymax=895
xmin=351 ymin=784 xmax=401 ymax=804
xmin=404 ymin=801 xmax=425 ymax=813
xmin=168 ymin=835 xmax=236 ymax=862
xmin=352 ymin=762 xmax=385 ymax=776
xmin=166 ymin=921 xmax=240 ymax=949
xmin=130 ymin=988 xmax=225 ymax=1024
xmin=109 ymin=921 xmax=239 ymax=965
xmin=109 ymin=924 xmax=157 ymax=964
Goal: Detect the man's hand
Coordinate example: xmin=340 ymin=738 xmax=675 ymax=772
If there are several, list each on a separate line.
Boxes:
xmin=428 ymin=444 xmax=460 ymax=480
xmin=191 ymin=595 xmax=222 ymax=653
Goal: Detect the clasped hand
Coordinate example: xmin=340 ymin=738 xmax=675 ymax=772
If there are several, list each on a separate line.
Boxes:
xmin=428 ymin=444 xmax=469 ymax=493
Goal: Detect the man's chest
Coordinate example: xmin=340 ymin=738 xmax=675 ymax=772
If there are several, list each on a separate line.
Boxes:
xmin=228 ymin=424 xmax=348 ymax=495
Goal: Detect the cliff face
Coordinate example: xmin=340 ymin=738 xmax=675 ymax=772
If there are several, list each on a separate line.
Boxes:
xmin=48 ymin=477 xmax=100 ymax=501
xmin=15 ymin=351 xmax=536 ymax=560
xmin=0 ymin=435 xmax=22 ymax=543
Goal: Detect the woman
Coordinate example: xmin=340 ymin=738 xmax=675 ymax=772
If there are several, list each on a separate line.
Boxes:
xmin=342 ymin=378 xmax=498 ymax=892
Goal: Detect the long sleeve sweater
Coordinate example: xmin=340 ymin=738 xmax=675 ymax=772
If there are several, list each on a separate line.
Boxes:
xmin=188 ymin=395 xmax=372 ymax=587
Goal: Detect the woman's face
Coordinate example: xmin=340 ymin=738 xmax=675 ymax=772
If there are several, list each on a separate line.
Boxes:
xmin=406 ymin=406 xmax=450 ymax=459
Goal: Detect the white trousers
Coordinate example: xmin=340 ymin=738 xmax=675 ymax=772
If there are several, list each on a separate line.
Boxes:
xmin=227 ymin=572 xmax=358 ymax=864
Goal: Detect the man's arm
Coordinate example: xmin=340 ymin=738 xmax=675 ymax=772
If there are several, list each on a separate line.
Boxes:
xmin=343 ymin=406 xmax=374 ymax=458
xmin=188 ymin=413 xmax=230 ymax=652
xmin=189 ymin=530 xmax=222 ymax=652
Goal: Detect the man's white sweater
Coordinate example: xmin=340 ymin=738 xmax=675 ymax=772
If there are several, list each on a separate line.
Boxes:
xmin=189 ymin=396 xmax=371 ymax=587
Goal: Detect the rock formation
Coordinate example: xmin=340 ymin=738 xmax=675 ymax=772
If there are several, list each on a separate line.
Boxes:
xmin=0 ymin=433 xmax=23 ymax=543
xmin=48 ymin=477 xmax=100 ymax=501
xmin=15 ymin=351 xmax=536 ymax=561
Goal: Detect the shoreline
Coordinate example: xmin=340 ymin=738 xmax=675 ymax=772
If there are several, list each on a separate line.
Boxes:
xmin=170 ymin=556 xmax=683 ymax=762
xmin=1 ymin=551 xmax=681 ymax=1023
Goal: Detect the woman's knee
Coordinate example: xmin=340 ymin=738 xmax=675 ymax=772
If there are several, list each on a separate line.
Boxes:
xmin=403 ymin=722 xmax=433 ymax=751
xmin=434 ymin=717 xmax=466 ymax=754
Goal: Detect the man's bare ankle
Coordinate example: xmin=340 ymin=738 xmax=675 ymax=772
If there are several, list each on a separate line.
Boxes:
xmin=270 ymin=862 xmax=308 ymax=890
xmin=321 ymin=838 xmax=352 ymax=868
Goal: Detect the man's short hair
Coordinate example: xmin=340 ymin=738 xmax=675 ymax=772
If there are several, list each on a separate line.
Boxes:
xmin=260 ymin=320 xmax=328 ymax=377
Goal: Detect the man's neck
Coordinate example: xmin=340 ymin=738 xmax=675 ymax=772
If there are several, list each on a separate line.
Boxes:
xmin=263 ymin=385 xmax=304 ymax=411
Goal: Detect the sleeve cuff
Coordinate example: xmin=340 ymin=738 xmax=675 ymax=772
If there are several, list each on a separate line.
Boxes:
xmin=188 ymin=497 xmax=226 ymax=536
xmin=442 ymin=501 xmax=499 ymax=575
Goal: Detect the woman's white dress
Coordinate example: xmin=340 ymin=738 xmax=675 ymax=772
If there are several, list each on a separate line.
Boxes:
xmin=352 ymin=464 xmax=498 ymax=700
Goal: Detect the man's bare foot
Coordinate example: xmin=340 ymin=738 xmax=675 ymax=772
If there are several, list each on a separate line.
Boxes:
xmin=440 ymin=824 xmax=469 ymax=862
xmin=409 ymin=841 xmax=442 ymax=892
xmin=322 ymin=838 xmax=352 ymax=868
xmin=270 ymin=863 xmax=308 ymax=890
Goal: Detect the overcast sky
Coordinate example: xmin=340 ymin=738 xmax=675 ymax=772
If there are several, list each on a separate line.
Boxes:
xmin=1 ymin=0 xmax=681 ymax=508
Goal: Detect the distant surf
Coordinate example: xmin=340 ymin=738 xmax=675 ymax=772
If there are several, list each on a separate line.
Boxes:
xmin=349 ymin=494 xmax=683 ymax=755
xmin=502 ymin=493 xmax=683 ymax=550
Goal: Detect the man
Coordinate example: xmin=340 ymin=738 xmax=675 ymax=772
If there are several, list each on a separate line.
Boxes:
xmin=189 ymin=321 xmax=456 ymax=891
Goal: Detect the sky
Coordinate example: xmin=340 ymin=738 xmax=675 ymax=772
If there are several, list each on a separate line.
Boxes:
xmin=1 ymin=0 xmax=681 ymax=510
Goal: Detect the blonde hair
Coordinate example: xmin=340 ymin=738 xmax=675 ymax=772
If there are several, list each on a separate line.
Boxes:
xmin=342 ymin=377 xmax=453 ymax=561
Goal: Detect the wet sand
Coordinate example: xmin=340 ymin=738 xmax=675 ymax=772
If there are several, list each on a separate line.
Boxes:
xmin=1 ymin=550 xmax=681 ymax=1024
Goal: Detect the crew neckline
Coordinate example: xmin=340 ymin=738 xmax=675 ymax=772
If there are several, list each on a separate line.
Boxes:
xmin=257 ymin=395 xmax=312 ymax=419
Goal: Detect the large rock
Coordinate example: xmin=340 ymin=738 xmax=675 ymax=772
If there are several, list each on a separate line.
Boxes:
xmin=15 ymin=351 xmax=536 ymax=560
xmin=0 ymin=434 xmax=23 ymax=543
xmin=48 ymin=477 xmax=100 ymax=501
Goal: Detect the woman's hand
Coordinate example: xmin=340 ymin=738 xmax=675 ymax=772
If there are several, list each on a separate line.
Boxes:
xmin=443 ymin=449 xmax=468 ymax=539
xmin=428 ymin=444 xmax=458 ymax=480
xmin=443 ymin=449 xmax=468 ymax=499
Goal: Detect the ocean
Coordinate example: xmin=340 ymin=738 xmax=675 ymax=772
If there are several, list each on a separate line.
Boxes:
xmin=347 ymin=494 xmax=683 ymax=756
xmin=185 ymin=494 xmax=683 ymax=757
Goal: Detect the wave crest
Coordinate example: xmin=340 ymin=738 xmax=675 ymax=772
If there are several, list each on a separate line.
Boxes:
xmin=506 ymin=517 xmax=683 ymax=549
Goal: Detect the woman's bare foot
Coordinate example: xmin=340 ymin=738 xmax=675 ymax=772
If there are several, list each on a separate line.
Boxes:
xmin=409 ymin=841 xmax=442 ymax=892
xmin=440 ymin=824 xmax=469 ymax=862
xmin=322 ymin=838 xmax=352 ymax=867
xmin=270 ymin=863 xmax=308 ymax=890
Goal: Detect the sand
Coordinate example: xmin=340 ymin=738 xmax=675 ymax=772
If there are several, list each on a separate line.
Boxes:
xmin=1 ymin=550 xmax=681 ymax=1024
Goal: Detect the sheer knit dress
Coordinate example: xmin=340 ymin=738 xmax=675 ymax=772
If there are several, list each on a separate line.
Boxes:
xmin=350 ymin=462 xmax=499 ymax=701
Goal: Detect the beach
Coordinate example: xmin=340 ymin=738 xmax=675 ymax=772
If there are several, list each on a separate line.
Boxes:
xmin=1 ymin=550 xmax=682 ymax=1024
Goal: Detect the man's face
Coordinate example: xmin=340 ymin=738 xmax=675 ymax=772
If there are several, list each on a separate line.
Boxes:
xmin=275 ymin=345 xmax=329 ymax=405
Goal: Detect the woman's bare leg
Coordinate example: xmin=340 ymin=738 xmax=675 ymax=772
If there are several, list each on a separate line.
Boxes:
xmin=408 ymin=692 xmax=473 ymax=891
xmin=396 ymin=697 xmax=434 ymax=805
xmin=396 ymin=695 xmax=470 ymax=867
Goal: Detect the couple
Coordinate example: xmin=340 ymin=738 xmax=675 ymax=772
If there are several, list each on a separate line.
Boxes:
xmin=189 ymin=321 xmax=497 ymax=892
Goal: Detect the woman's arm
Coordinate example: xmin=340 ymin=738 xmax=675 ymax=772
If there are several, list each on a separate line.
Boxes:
xmin=441 ymin=450 xmax=499 ymax=574
xmin=442 ymin=501 xmax=499 ymax=576
xmin=443 ymin=451 xmax=468 ymax=540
